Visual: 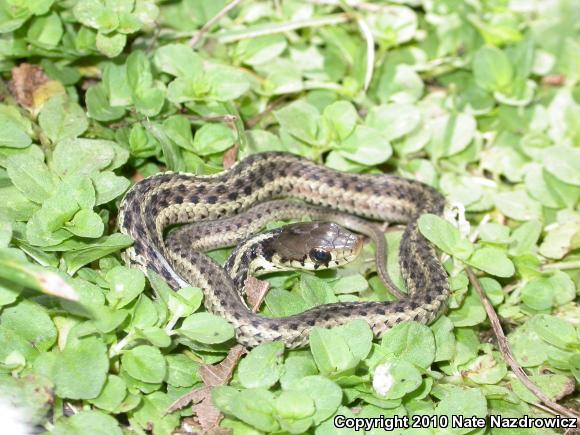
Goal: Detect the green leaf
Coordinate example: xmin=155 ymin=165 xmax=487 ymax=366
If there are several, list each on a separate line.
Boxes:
xmin=126 ymin=50 xmax=165 ymax=116
xmin=366 ymin=104 xmax=421 ymax=141
xmin=0 ymin=248 xmax=78 ymax=300
xmin=299 ymin=275 xmax=337 ymax=308
xmin=178 ymin=312 xmax=235 ymax=344
xmin=102 ymin=63 xmax=132 ymax=106
xmin=521 ymin=278 xmax=554 ymax=310
xmin=52 ymin=410 xmax=123 ymax=435
xmin=5 ymin=153 xmax=57 ymax=204
xmin=309 ymin=327 xmax=359 ymax=375
xmin=449 ymin=291 xmax=487 ymax=327
xmin=418 ymin=214 xmax=473 ymax=259
xmin=380 ymin=321 xmax=435 ymax=369
xmin=0 ymin=109 xmax=33 ymax=148
xmin=96 ymin=32 xmax=126 ymax=58
xmin=26 ymin=194 xmax=79 ymax=246
xmin=234 ymin=35 xmax=288 ymax=66
xmin=280 ymin=356 xmax=318 ymax=390
xmin=88 ymin=375 xmax=127 ymax=412
xmin=105 ymin=266 xmax=145 ymax=308
xmin=463 ymin=352 xmax=507 ymax=384
xmin=0 ymin=220 xmax=12 ymax=248
xmin=27 ymin=12 xmax=63 ymax=48
xmin=339 ymin=125 xmax=392 ymax=166
xmin=543 ymin=146 xmax=580 ymax=186
xmin=529 ymin=315 xmax=577 ymax=349
xmin=85 ymin=85 xmax=126 ymax=121
xmin=480 ymin=277 xmax=504 ymax=306
xmin=510 ymin=374 xmax=575 ymax=404
xmin=192 ymin=123 xmax=235 ymax=156
xmin=539 ymin=220 xmax=580 ymax=260
xmin=0 ymin=186 xmax=39 ymax=221
xmin=239 ymin=341 xmax=285 ymax=389
xmin=323 ymin=101 xmax=358 ymax=141
xmin=53 ymin=336 xmax=109 ymax=400
xmin=52 ymin=138 xmax=115 ymax=177
xmin=376 ymin=64 xmax=424 ymax=104
xmin=0 ymin=300 xmax=57 ymax=352
xmin=135 ymin=326 xmax=171 ymax=348
xmin=264 ymin=288 xmax=308 ymax=317
xmin=162 ymin=115 xmax=195 ymax=151
xmin=145 ymin=122 xmax=184 ymax=172
xmin=0 ymin=374 xmax=53 ymax=425
xmin=154 ymin=43 xmax=203 ymax=78
xmin=92 ymin=171 xmax=130 ymax=205
xmin=473 ymin=46 xmax=513 ymax=93
xmin=372 ymin=358 xmax=422 ymax=399
xmin=495 ymin=189 xmax=542 ymax=221
xmin=275 ymin=101 xmax=320 ymax=144
xmin=508 ymin=220 xmax=542 ymax=256
xmin=165 ymin=354 xmax=200 ymax=388
xmin=38 ymin=95 xmax=88 ymax=143
xmin=73 ymin=0 xmax=106 ymax=30
xmin=331 ymin=274 xmax=368 ymax=294
xmin=275 ymin=390 xmax=315 ymax=433
xmin=66 ymin=210 xmax=104 ymax=238
xmin=479 ymin=223 xmax=510 ymax=244
xmin=466 ymin=247 xmax=515 ymax=277
xmin=224 ymin=388 xmax=280 ymax=433
xmin=431 ymin=316 xmax=455 ymax=362
xmin=121 ymin=345 xmax=167 ymax=383
xmin=206 ymin=64 xmax=250 ymax=101
xmin=62 ymin=233 xmax=133 ymax=274
xmin=286 ymin=375 xmax=342 ymax=424
xmin=335 ymin=320 xmax=373 ymax=361
xmin=131 ymin=392 xmax=180 ymax=434
xmin=434 ymin=386 xmax=487 ymax=432
xmin=167 ymin=286 xmax=203 ymax=318
xmin=428 ymin=113 xmax=477 ymax=158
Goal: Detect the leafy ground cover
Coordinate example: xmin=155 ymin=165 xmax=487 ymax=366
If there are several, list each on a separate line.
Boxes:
xmin=0 ymin=0 xmax=579 ymax=434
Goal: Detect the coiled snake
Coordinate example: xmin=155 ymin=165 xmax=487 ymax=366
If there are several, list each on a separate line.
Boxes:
xmin=118 ymin=152 xmax=449 ymax=348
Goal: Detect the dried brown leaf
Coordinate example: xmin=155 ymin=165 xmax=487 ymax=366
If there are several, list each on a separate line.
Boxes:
xmin=167 ymin=386 xmax=210 ymax=413
xmin=541 ymin=75 xmax=566 ymax=86
xmin=245 ymin=276 xmax=270 ymax=313
xmin=10 ymin=63 xmax=65 ymax=112
xmin=223 ymin=144 xmax=239 ymax=169
xmin=199 ymin=345 xmax=246 ymax=387
xmin=192 ymin=397 xmax=226 ymax=433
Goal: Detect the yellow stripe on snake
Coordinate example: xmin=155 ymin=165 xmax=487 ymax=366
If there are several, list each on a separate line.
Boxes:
xmin=118 ymin=152 xmax=449 ymax=348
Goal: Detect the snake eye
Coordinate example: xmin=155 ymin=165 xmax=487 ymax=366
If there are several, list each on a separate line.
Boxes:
xmin=309 ymin=248 xmax=331 ymax=264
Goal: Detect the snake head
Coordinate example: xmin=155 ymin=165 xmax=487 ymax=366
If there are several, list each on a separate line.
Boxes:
xmin=265 ymin=222 xmax=364 ymax=271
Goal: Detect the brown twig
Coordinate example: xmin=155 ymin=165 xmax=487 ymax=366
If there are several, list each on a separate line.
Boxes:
xmin=189 ymin=0 xmax=245 ymax=48
xmin=245 ymin=96 xmax=290 ymax=128
xmin=466 ymin=267 xmax=580 ymax=423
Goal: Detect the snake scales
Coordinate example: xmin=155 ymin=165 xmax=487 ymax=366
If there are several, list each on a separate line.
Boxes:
xmin=118 ymin=152 xmax=450 ymax=348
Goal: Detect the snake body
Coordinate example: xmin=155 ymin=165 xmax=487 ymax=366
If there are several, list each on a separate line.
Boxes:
xmin=118 ymin=152 xmax=449 ymax=348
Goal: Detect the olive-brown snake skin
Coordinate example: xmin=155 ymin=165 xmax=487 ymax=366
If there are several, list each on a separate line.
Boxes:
xmin=118 ymin=152 xmax=450 ymax=348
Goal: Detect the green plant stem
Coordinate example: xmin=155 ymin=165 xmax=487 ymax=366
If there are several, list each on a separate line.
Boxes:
xmin=540 ymin=260 xmax=580 ymax=271
xmin=466 ymin=267 xmax=580 ymax=423
xmin=215 ymin=13 xmax=350 ymax=43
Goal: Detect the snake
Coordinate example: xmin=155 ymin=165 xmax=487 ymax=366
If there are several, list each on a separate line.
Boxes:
xmin=221 ymin=220 xmax=365 ymax=304
xmin=165 ymin=199 xmax=406 ymax=299
xmin=118 ymin=152 xmax=450 ymax=348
